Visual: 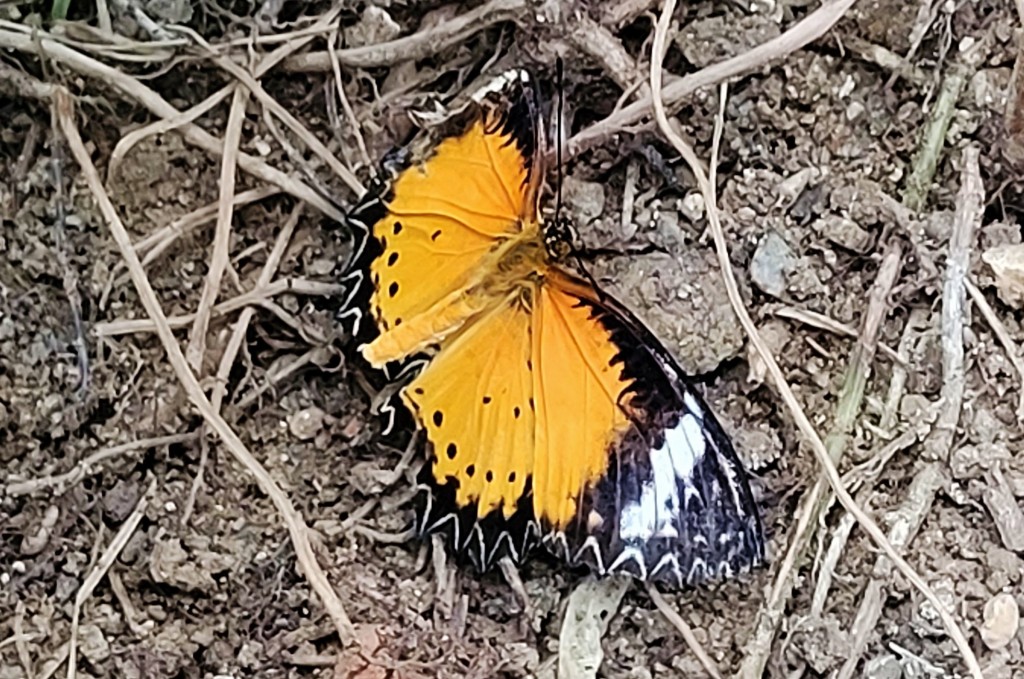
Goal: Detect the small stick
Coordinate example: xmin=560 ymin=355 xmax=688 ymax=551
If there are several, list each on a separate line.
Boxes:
xmin=95 ymin=0 xmax=111 ymax=34
xmin=647 ymin=3 xmax=981 ymax=676
xmin=3 ymin=432 xmax=196 ymax=497
xmin=880 ymin=308 xmax=927 ymax=431
xmin=648 ymin=586 xmax=723 ymax=679
xmin=181 ymin=204 xmax=304 ymax=525
xmin=327 ymin=27 xmax=371 ymax=170
xmin=965 ymin=279 xmax=1024 ymax=420
xmin=566 ymin=0 xmax=858 ymax=160
xmin=231 ymin=347 xmax=329 ymax=412
xmin=281 ymin=0 xmax=528 ymax=72
xmin=923 ymin=146 xmax=982 ymax=460
xmin=498 ymin=557 xmax=534 ymax=623
xmin=565 ymin=13 xmax=647 ymax=93
xmin=107 ymin=567 xmax=149 ymax=636
xmin=136 ymin=186 xmax=281 ymax=263
xmin=13 ymin=600 xmax=33 ymax=679
xmin=54 ymin=89 xmax=356 ymax=645
xmin=65 ymin=483 xmax=150 ymax=679
xmin=186 ymin=85 xmax=249 ymax=372
xmin=843 ymin=35 xmax=929 ymax=87
xmin=902 ymin=65 xmax=972 ymax=211
xmin=93 ymin=278 xmax=342 ymax=336
xmin=774 ymin=305 xmax=906 ymax=365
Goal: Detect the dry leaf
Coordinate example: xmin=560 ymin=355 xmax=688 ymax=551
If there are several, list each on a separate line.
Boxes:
xmin=982 ymin=244 xmax=1024 ymax=307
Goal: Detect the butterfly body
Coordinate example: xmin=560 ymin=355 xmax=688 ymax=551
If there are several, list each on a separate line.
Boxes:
xmin=337 ymin=69 xmax=766 ymax=587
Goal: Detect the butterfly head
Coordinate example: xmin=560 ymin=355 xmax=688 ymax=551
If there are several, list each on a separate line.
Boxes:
xmin=543 ymin=212 xmax=581 ymax=263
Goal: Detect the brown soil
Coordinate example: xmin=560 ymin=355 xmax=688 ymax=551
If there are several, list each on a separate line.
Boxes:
xmin=2 ymin=0 xmax=1023 ymax=678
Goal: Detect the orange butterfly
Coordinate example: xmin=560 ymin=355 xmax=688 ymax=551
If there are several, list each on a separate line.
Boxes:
xmin=338 ymin=69 xmax=765 ymax=586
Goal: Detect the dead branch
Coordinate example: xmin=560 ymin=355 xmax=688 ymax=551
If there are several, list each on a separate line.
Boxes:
xmin=741 ymin=244 xmax=903 ymax=677
xmin=54 ymin=88 xmax=357 ymax=646
xmin=3 ymin=432 xmax=197 ymax=498
xmin=0 ymin=28 xmax=346 ymax=221
xmin=281 ymin=0 xmax=527 ymax=72
xmin=647 ymin=1 xmax=982 ymax=675
xmin=566 ymin=0 xmax=859 ymax=160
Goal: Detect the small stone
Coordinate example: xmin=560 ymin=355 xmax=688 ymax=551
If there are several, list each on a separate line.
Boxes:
xmin=750 ymin=231 xmax=796 ymax=298
xmin=287 ymin=407 xmax=326 ymax=441
xmin=983 ymin=244 xmax=1024 ymax=308
xmin=679 ymin=192 xmax=705 ymax=221
xmin=103 ymin=479 xmax=140 ymax=522
xmin=20 ymin=505 xmax=59 ymax=556
xmin=79 ymin=623 xmax=111 ymax=663
xmin=950 ymin=443 xmax=1012 ymax=480
xmin=981 ymin=593 xmax=1019 ymax=649
xmin=863 ymin=653 xmax=902 ymax=679
xmin=813 ymin=214 xmax=873 ymax=254
xmin=986 ymin=548 xmax=1023 ymax=585
xmin=562 ymin=176 xmax=605 ymax=224
xmin=982 ymin=475 xmax=1024 ymax=552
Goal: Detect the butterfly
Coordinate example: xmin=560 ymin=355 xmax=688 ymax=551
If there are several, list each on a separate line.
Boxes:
xmin=336 ymin=68 xmax=765 ymax=586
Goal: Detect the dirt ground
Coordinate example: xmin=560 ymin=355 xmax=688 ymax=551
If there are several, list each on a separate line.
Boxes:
xmin=2 ymin=0 xmax=1024 ymax=677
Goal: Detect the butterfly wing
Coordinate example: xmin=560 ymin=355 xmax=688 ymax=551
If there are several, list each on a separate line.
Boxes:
xmin=337 ymin=70 xmax=541 ymax=350
xmin=409 ymin=266 xmax=765 ymax=585
xmin=540 ymin=271 xmax=766 ymax=584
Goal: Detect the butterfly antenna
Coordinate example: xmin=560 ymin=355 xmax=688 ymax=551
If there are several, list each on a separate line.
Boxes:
xmin=555 ymin=57 xmax=564 ymax=230
xmin=552 ymin=61 xmax=608 ymax=303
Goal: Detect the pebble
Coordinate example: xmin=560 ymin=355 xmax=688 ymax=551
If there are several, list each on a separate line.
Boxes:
xmin=287 ymin=406 xmax=326 ymax=441
xmin=750 ymin=231 xmax=796 ymax=298
xmin=864 ymin=653 xmax=902 ymax=679
xmin=981 ymin=593 xmax=1019 ymax=650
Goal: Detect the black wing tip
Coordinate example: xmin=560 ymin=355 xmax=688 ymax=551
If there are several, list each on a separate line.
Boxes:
xmin=471 ymin=67 xmax=540 ymax=167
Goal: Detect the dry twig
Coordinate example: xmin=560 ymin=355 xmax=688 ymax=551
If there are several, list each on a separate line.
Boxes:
xmin=65 ymin=483 xmax=150 ymax=679
xmin=186 ymin=86 xmax=249 ymax=372
xmin=840 ymin=146 xmax=984 ymax=677
xmin=566 ymin=0 xmax=859 ymax=160
xmin=54 ymin=89 xmax=356 ymax=645
xmin=965 ymin=279 xmax=1024 ymax=420
xmin=647 ymin=2 xmax=981 ymax=676
xmin=647 ymin=586 xmax=723 ymax=679
xmin=923 ymin=147 xmax=982 ymax=460
xmin=281 ymin=0 xmax=527 ymax=72
xmin=774 ymin=305 xmax=906 ymax=365
xmin=94 ymin=278 xmax=342 ymax=337
xmin=3 ymin=432 xmax=197 ymax=497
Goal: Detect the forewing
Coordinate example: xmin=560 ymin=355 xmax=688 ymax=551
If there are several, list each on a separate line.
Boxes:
xmin=337 ymin=70 xmax=541 ymax=349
